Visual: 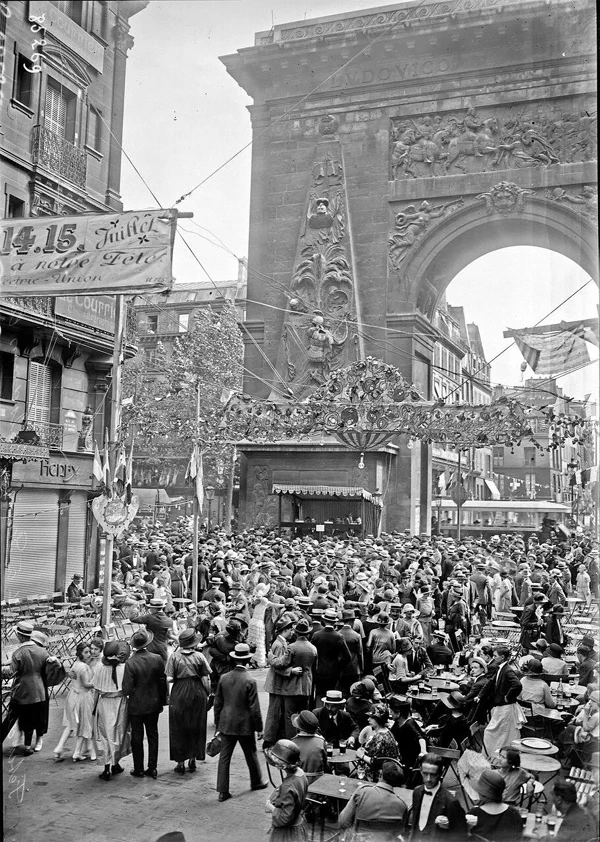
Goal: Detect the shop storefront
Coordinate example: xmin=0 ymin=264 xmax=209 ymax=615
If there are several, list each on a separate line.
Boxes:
xmin=6 ymin=454 xmax=94 ymax=599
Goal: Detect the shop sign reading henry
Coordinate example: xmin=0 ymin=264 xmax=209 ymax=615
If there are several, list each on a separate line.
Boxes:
xmin=0 ymin=210 xmax=175 ymax=297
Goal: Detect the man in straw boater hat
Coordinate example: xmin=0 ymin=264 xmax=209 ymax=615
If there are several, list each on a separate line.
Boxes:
xmin=122 ymin=629 xmax=167 ymax=779
xmin=1 ymin=620 xmax=60 ymax=754
xmin=131 ymin=597 xmax=176 ymax=662
xmin=213 ymin=643 xmax=268 ymax=802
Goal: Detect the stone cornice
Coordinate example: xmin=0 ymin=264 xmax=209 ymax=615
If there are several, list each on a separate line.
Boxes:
xmin=254 ymin=0 xmax=576 ymax=45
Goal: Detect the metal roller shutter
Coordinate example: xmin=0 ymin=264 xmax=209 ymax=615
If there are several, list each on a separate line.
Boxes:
xmin=64 ymin=493 xmax=88 ymax=588
xmin=7 ymin=490 xmax=59 ymax=599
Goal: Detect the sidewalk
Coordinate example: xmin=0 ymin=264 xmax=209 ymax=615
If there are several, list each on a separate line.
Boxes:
xmin=3 ymin=669 xmax=273 ymax=842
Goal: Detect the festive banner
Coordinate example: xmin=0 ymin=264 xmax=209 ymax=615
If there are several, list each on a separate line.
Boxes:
xmin=0 ymin=210 xmax=175 ymax=297
xmin=513 ymin=329 xmax=590 ymax=376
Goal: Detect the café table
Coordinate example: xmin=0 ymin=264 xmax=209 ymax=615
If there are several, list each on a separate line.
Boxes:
xmin=519 ymin=753 xmax=562 ymax=786
xmin=522 ymin=812 xmax=563 ymax=839
xmin=491 ymin=620 xmax=520 ymax=629
xmin=307 ymin=774 xmax=413 ymax=836
xmin=565 ymin=597 xmax=584 ymax=620
xmin=428 ymin=677 xmax=459 ymax=692
xmin=327 ymin=749 xmax=358 ymax=768
xmin=511 ymin=739 xmax=559 ymax=756
xmin=172 ymin=598 xmax=192 ymax=605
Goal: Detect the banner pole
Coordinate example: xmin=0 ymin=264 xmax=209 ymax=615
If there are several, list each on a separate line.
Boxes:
xmin=101 ymin=295 xmax=126 ymax=628
xmin=191 ymin=384 xmax=201 ymax=603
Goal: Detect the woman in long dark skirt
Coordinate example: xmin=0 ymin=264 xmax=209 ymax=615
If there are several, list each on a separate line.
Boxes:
xmin=166 ymin=628 xmax=211 ymax=773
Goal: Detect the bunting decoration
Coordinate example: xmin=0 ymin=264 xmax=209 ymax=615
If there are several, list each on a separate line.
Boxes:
xmin=513 ymin=328 xmax=590 ymax=375
xmin=92 ymin=442 xmax=104 ymax=483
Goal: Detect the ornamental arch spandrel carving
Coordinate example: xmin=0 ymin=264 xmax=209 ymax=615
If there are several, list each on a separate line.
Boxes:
xmin=394 ymin=190 xmax=599 ymax=320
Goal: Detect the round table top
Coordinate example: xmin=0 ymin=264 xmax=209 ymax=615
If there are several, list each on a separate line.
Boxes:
xmin=172 ymin=598 xmax=192 ymax=604
xmin=511 ymin=739 xmax=559 ymax=756
xmin=519 ymin=754 xmax=561 ymax=773
xmin=42 ymin=625 xmax=70 ymax=634
xmin=566 ymin=597 xmax=584 ymax=603
xmin=577 ymin=623 xmax=597 ymax=631
xmin=408 ymin=690 xmax=438 ymax=701
xmin=70 ymin=617 xmax=98 ymax=626
xmin=535 ymin=707 xmax=566 ymax=721
xmin=511 ymin=606 xmax=525 ymax=612
xmin=428 ymin=678 xmax=460 ymax=692
xmin=491 ymin=621 xmax=520 ymax=629
xmin=328 ymin=749 xmax=357 ymax=764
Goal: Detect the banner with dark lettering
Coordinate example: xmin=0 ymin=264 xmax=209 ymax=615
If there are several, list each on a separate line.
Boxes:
xmin=0 ymin=210 xmax=175 ymax=297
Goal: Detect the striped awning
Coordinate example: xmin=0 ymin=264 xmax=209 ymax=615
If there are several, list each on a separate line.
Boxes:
xmin=272 ymin=483 xmax=374 ymax=501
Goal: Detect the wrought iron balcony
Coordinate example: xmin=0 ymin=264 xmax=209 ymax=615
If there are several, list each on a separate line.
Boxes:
xmin=21 ymin=421 xmax=64 ymax=450
xmin=31 ymin=125 xmax=87 ymax=188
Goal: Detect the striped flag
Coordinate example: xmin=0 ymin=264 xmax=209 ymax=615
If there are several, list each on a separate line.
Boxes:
xmin=125 ymin=446 xmax=134 ymax=504
xmin=92 ymin=442 xmax=104 ymax=483
xmin=185 ymin=443 xmax=204 ymax=513
xmin=514 ymin=329 xmax=590 ymax=376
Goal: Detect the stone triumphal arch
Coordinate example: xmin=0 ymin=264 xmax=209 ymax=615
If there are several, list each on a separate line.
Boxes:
xmin=222 ymin=0 xmax=597 ymax=531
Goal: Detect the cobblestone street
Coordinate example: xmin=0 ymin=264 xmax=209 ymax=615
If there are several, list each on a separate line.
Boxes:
xmin=3 ymin=670 xmax=272 ymax=842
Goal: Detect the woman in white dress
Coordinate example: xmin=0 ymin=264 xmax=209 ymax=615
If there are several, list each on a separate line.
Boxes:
xmin=247 ymin=584 xmax=270 ymax=667
xmin=92 ymin=640 xmax=130 ymax=781
xmin=53 ymin=641 xmax=95 ymax=761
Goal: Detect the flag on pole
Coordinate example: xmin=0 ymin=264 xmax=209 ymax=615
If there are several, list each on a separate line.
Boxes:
xmin=92 ymin=442 xmax=104 ymax=482
xmin=114 ymin=444 xmax=127 ymax=496
xmin=125 ymin=446 xmax=134 ymax=504
xmin=514 ymin=328 xmax=590 ymax=375
xmin=185 ymin=443 xmax=204 ymax=513
xmin=103 ymin=429 xmax=111 ymax=494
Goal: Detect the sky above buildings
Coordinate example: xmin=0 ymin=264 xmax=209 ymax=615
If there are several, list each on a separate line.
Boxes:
xmin=122 ymin=0 xmax=598 ymax=402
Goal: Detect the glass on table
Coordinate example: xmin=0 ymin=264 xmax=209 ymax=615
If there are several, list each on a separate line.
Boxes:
xmin=338 ymin=775 xmax=347 ymax=792
xmin=326 ymin=743 xmax=333 ymax=758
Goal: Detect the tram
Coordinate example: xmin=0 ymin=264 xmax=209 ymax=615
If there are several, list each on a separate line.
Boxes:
xmin=435 ymin=499 xmax=571 ymax=538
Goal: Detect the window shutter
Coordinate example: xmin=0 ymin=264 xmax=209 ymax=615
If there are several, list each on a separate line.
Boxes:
xmin=28 ymin=361 xmax=51 ymax=423
xmin=45 ymin=83 xmax=67 ymax=136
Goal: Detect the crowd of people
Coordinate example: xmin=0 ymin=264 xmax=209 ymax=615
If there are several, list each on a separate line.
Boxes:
xmin=2 ymin=519 xmax=599 ymax=841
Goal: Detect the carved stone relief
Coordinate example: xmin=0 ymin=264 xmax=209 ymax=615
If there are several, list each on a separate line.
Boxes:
xmin=388 ymin=198 xmax=464 ymax=270
xmin=547 ymin=184 xmax=598 ymax=222
xmin=251 ymin=465 xmax=279 ymax=527
xmin=390 ymin=101 xmax=597 ymax=180
xmin=476 ymin=181 xmax=534 ymax=215
xmin=275 ymin=144 xmax=359 ymax=397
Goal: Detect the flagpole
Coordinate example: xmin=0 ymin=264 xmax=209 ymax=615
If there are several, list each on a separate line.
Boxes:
xmin=191 ymin=383 xmax=201 ymax=603
xmin=101 ymin=295 xmax=126 ymax=628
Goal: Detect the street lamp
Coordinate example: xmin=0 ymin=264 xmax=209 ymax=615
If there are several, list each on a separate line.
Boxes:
xmin=205 ymin=485 xmax=215 ymax=532
xmin=435 ymin=494 xmax=443 ymax=535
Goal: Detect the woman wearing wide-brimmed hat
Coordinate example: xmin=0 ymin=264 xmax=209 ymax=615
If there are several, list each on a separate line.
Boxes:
xmin=264 ymin=739 xmax=308 ymax=842
xmin=356 ymin=702 xmax=400 ymax=780
xmin=92 ymin=640 xmax=131 ymax=781
xmin=167 ymin=628 xmax=211 ymax=774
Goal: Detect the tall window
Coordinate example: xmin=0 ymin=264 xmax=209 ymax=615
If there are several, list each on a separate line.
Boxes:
xmin=45 ymin=79 xmax=76 ymax=142
xmin=7 ymin=196 xmax=25 ymax=218
xmin=0 ymin=353 xmax=15 ymax=401
xmin=146 ymin=314 xmax=158 ymax=333
xmin=523 ymin=446 xmax=536 ymax=466
xmin=14 ymin=54 xmax=34 ymax=108
xmin=178 ymin=313 xmax=189 ymax=333
xmin=86 ymin=106 xmax=102 ymax=150
xmin=28 ymin=361 xmax=52 ymax=423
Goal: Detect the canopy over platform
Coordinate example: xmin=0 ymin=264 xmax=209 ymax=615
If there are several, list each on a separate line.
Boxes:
xmin=272 ymin=483 xmax=377 ymax=502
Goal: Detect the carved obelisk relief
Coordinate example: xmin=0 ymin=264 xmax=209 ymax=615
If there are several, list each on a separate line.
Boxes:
xmin=274 ymin=128 xmax=359 ymax=400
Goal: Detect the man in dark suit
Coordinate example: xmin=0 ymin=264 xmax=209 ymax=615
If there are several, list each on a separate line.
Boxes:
xmin=132 ymin=598 xmax=176 ymax=662
xmin=410 ymin=752 xmax=466 ymax=841
xmin=312 ymin=690 xmax=355 ymax=747
xmin=122 ymin=629 xmax=167 ymax=779
xmin=311 ymin=609 xmax=351 ymax=699
xmin=213 ymin=643 xmax=267 ymax=802
xmin=337 ymin=610 xmax=364 ymax=699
